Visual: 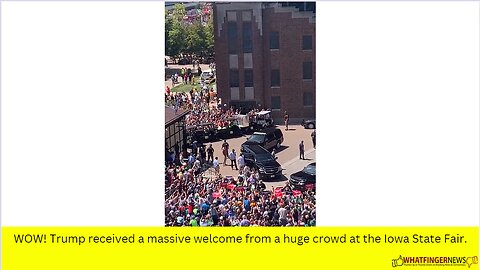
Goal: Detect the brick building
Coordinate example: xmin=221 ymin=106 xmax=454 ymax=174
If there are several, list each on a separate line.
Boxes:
xmin=213 ymin=2 xmax=315 ymax=122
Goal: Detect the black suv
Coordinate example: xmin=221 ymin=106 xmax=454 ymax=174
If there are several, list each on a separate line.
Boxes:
xmin=240 ymin=144 xmax=282 ymax=180
xmin=242 ymin=128 xmax=284 ymax=150
xmin=289 ymin=163 xmax=316 ymax=190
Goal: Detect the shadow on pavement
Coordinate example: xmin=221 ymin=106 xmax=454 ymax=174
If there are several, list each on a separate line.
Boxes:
xmin=275 ymin=145 xmax=289 ymax=154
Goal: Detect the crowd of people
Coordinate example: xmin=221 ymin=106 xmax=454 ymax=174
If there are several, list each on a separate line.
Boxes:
xmin=165 ymin=86 xmax=271 ymax=132
xmin=165 ymin=160 xmax=316 ymax=227
xmin=165 ymin=69 xmax=316 ymax=227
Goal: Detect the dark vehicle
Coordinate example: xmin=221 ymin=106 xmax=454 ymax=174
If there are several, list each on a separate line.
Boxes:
xmin=301 ymin=119 xmax=316 ymax=129
xmin=289 ymin=163 xmax=316 ymax=189
xmin=216 ymin=124 xmax=241 ymax=139
xmin=186 ymin=123 xmax=217 ymax=144
xmin=242 ymin=128 xmax=284 ymax=150
xmin=241 ymin=145 xmax=282 ymax=180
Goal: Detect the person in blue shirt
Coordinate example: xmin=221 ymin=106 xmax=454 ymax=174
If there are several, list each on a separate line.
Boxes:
xmin=243 ymin=197 xmax=251 ymax=212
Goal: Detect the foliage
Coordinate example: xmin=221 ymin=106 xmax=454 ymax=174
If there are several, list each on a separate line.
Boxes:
xmin=165 ymin=3 xmax=214 ymax=60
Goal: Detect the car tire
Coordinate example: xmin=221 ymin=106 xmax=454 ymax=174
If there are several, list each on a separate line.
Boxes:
xmin=276 ymin=141 xmax=281 ymax=149
xmin=308 ymin=123 xmax=315 ymax=129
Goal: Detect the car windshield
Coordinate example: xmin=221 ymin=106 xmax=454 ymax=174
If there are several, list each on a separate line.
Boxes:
xmin=256 ymin=154 xmax=272 ymax=162
xmin=303 ymin=164 xmax=316 ymax=175
xmin=248 ymin=134 xmax=264 ymax=143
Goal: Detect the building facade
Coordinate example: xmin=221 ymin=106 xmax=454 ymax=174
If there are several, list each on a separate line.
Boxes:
xmin=213 ymin=2 xmax=315 ymax=122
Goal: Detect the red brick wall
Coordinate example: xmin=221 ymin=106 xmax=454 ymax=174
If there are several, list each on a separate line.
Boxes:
xmin=214 ymin=3 xmax=315 ymax=121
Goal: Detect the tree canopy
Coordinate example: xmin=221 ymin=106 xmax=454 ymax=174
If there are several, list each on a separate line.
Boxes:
xmin=165 ymin=3 xmax=214 ymax=61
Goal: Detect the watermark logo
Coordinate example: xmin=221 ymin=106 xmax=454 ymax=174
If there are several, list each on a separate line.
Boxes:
xmin=392 ymin=255 xmax=404 ymax=267
xmin=392 ymin=255 xmax=478 ymax=268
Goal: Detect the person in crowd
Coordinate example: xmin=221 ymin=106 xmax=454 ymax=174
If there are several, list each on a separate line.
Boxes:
xmin=299 ymin=140 xmax=305 ymax=160
xmin=237 ymin=153 xmax=245 ymax=171
xmin=222 ymin=140 xmax=229 ymax=166
xmin=207 ymin=144 xmax=214 ymax=163
xmin=229 ymin=149 xmax=238 ymax=170
xmin=213 ymin=157 xmax=219 ymax=174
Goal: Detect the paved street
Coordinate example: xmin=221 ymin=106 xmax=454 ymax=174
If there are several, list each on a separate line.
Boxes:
xmin=204 ymin=125 xmax=316 ymax=190
xmin=165 ymin=67 xmax=316 ymax=190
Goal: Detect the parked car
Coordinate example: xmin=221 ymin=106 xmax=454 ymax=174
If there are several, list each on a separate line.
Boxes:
xmin=289 ymin=163 xmax=316 ymax=189
xmin=240 ymin=144 xmax=282 ymax=180
xmin=301 ymin=119 xmax=316 ymax=129
xmin=242 ymin=128 xmax=284 ymax=150
xmin=200 ymin=69 xmax=215 ymax=84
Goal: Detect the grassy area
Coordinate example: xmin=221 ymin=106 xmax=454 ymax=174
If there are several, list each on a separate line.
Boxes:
xmin=171 ymin=77 xmax=200 ymax=92
xmin=171 ymin=77 xmax=216 ymax=93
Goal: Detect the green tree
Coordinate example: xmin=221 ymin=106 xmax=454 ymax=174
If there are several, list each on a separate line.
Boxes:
xmin=165 ymin=3 xmax=214 ymax=59
xmin=204 ymin=16 xmax=214 ymax=56
xmin=167 ymin=20 xmax=186 ymax=58
xmin=186 ymin=21 xmax=205 ymax=56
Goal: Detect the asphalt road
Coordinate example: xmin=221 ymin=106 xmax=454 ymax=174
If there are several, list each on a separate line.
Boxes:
xmin=204 ymin=125 xmax=316 ymax=190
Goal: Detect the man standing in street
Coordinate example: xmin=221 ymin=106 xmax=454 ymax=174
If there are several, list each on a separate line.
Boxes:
xmin=237 ymin=153 xmax=245 ymax=171
xmin=222 ymin=140 xmax=229 ymax=165
xmin=311 ymin=130 xmax=316 ymax=148
xmin=229 ymin=149 xmax=238 ymax=170
xmin=284 ymin=111 xmax=289 ymax=131
xmin=207 ymin=144 xmax=214 ymax=163
xmin=213 ymin=157 xmax=220 ymax=174
xmin=299 ymin=141 xmax=305 ymax=160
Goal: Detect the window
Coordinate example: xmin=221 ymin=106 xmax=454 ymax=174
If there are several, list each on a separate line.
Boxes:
xmin=244 ymin=69 xmax=253 ymax=87
xmin=229 ymin=69 xmax=239 ymax=87
xmin=270 ymin=31 xmax=279 ymax=49
xmin=303 ymin=92 xmax=313 ymax=106
xmin=302 ymin=35 xmax=312 ymax=50
xmin=306 ymin=2 xmax=316 ymax=13
xmin=271 ymin=69 xmax=280 ymax=87
xmin=271 ymin=96 xmax=281 ymax=110
xmin=228 ymin=22 xmax=237 ymax=54
xmin=303 ymin=61 xmax=312 ymax=80
xmin=243 ymin=22 xmax=252 ymax=53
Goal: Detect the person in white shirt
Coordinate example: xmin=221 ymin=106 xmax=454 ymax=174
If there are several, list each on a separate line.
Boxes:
xmin=213 ymin=157 xmax=219 ymax=174
xmin=237 ymin=154 xmax=245 ymax=171
xmin=228 ymin=149 xmax=238 ymax=170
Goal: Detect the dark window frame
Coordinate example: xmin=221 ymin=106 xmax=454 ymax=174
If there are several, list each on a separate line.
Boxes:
xmin=303 ymin=61 xmax=313 ymax=80
xmin=228 ymin=22 xmax=237 ymax=54
xmin=271 ymin=96 xmax=281 ymax=110
xmin=244 ymin=69 xmax=253 ymax=87
xmin=271 ymin=69 xmax=280 ymax=87
xmin=229 ymin=69 xmax=239 ymax=87
xmin=242 ymin=22 xmax=252 ymax=53
xmin=302 ymin=35 xmax=312 ymax=50
xmin=303 ymin=92 xmax=313 ymax=107
xmin=270 ymin=31 xmax=279 ymax=50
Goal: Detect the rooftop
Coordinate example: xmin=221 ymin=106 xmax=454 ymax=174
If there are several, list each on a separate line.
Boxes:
xmin=165 ymin=106 xmax=189 ymax=126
